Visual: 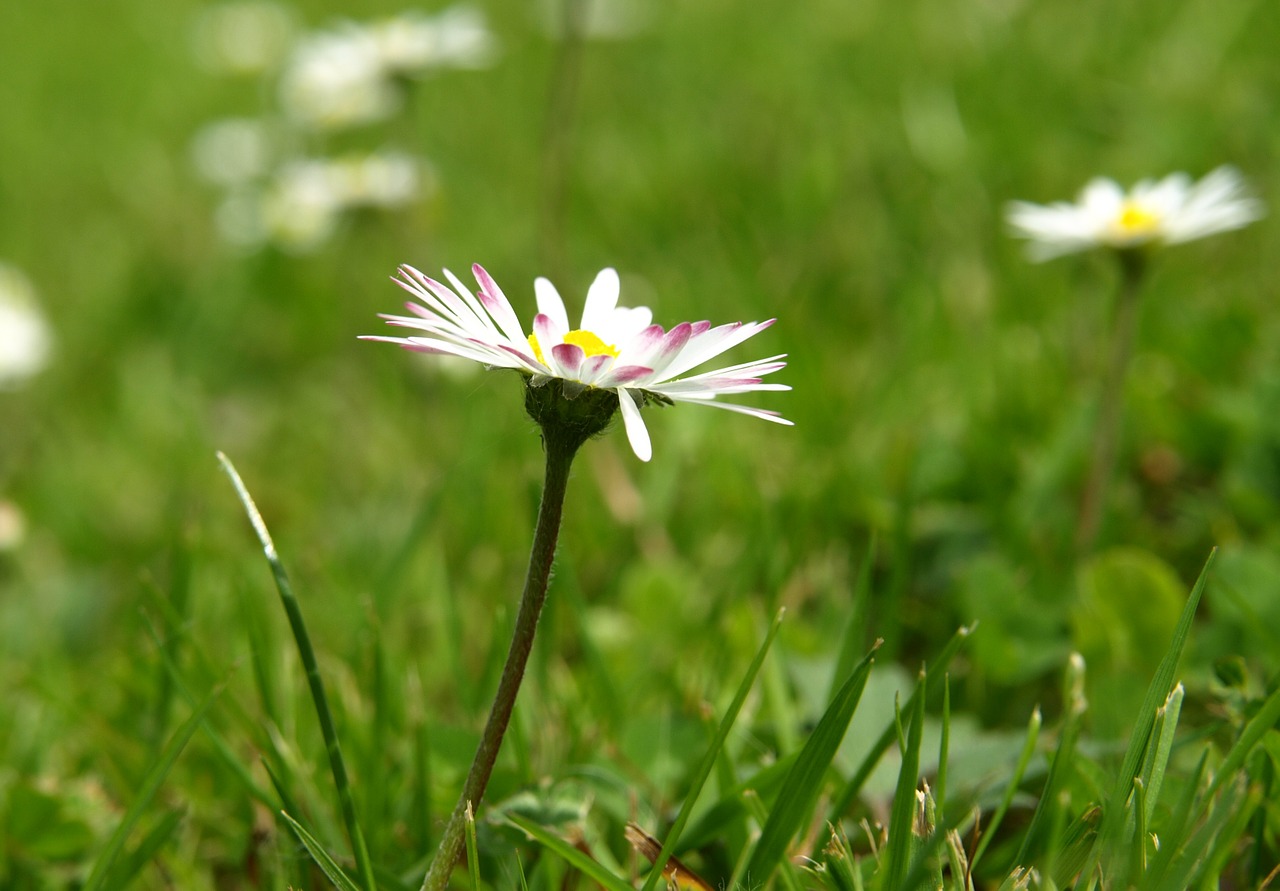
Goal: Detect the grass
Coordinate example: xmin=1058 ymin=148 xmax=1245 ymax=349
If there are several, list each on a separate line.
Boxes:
xmin=1 ymin=0 xmax=1279 ymax=887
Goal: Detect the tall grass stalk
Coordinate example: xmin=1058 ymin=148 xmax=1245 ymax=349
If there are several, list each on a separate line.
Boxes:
xmin=217 ymin=452 xmax=379 ymax=891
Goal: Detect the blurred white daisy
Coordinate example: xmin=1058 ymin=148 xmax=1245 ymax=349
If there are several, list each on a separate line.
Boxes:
xmin=279 ymin=25 xmax=398 ymax=130
xmin=327 ymin=150 xmax=424 ymax=208
xmin=1007 ymin=166 xmax=1263 ymax=261
xmin=190 ymin=118 xmax=275 ymax=187
xmin=259 ymin=159 xmax=347 ymax=251
xmin=278 ymin=7 xmax=496 ymax=131
xmin=192 ymin=0 xmax=296 ymax=75
xmin=365 ymin=265 xmax=791 ymax=461
xmin=0 ymin=499 xmax=26 ymax=551
xmin=372 ymin=6 xmax=497 ymax=71
xmin=0 ymin=263 xmax=52 ymax=389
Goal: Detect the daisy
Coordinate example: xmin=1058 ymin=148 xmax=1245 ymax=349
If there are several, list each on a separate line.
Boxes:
xmin=1007 ymin=166 xmax=1263 ymax=261
xmin=364 ymin=264 xmax=790 ymax=461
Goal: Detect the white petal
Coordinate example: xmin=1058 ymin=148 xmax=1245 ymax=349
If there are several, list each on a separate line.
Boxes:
xmin=580 ymin=268 xmax=620 ymax=332
xmin=617 ymin=388 xmax=652 ymax=461
xmin=534 ymin=277 xmax=571 ymax=333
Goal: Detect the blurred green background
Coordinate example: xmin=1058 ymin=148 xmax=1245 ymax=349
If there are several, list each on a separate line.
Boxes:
xmin=1 ymin=0 xmax=1278 ymax=885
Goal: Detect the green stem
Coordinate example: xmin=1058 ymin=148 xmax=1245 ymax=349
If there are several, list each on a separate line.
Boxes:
xmin=1075 ymin=250 xmax=1146 ymax=554
xmin=420 ymin=433 xmax=578 ymax=891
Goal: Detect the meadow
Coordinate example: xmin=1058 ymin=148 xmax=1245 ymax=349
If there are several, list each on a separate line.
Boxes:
xmin=1 ymin=0 xmax=1279 ymax=887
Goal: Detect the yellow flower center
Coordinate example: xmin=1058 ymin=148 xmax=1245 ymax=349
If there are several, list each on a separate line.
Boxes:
xmin=1115 ymin=201 xmax=1161 ymax=237
xmin=527 ymin=329 xmax=619 ymax=366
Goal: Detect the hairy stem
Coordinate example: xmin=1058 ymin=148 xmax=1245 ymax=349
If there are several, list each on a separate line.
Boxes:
xmin=420 ymin=434 xmax=578 ymax=891
xmin=1075 ymin=251 xmax=1146 ymax=554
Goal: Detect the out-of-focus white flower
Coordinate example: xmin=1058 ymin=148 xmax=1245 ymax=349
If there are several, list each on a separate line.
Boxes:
xmin=190 ymin=118 xmax=275 ymax=187
xmin=0 ymin=500 xmax=26 ymax=551
xmin=328 ymin=151 xmax=423 ymax=208
xmin=193 ymin=1 xmax=296 ymax=75
xmin=279 ymin=26 xmax=398 ymax=130
xmin=1007 ymin=166 xmax=1264 ymax=261
xmin=251 ymin=151 xmax=424 ymax=251
xmin=373 ymin=6 xmax=497 ymax=71
xmin=0 ymin=263 xmax=52 ymax=389
xmin=278 ymin=7 xmax=496 ymax=130
xmin=365 ymin=265 xmax=790 ymax=461
xmin=260 ymin=160 xmax=346 ymax=251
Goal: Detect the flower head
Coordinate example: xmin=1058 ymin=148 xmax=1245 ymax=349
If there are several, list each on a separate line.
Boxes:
xmin=364 ymin=264 xmax=791 ymax=460
xmin=1007 ymin=166 xmax=1263 ymax=261
xmin=0 ymin=262 xmax=52 ymax=389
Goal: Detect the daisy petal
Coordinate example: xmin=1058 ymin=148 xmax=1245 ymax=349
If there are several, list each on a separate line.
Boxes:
xmin=580 ymin=268 xmax=620 ymax=332
xmin=534 ymin=277 xmax=571 ymax=333
xmin=617 ymin=388 xmax=652 ymax=461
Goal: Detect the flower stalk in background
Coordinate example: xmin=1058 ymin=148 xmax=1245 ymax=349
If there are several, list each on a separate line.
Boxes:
xmin=1007 ymin=167 xmax=1263 ymax=552
xmin=366 ymin=264 xmax=788 ymax=889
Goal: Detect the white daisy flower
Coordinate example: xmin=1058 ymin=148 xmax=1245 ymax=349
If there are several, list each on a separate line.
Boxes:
xmin=364 ymin=264 xmax=791 ymax=461
xmin=1007 ymin=166 xmax=1263 ymax=261
xmin=0 ymin=263 xmax=52 ymax=389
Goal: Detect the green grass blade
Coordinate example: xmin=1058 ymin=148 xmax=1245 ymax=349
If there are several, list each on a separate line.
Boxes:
xmin=744 ymin=641 xmax=879 ymax=886
xmin=464 ymin=803 xmax=481 ymax=891
xmin=140 ymin=611 xmax=279 ymax=809
xmin=678 ymin=752 xmax=797 ymax=850
xmin=218 ymin=451 xmax=378 ymax=891
xmin=1014 ymin=652 xmax=1086 ymax=868
xmin=1102 ymin=550 xmax=1215 ymax=843
xmin=971 ymin=706 xmax=1041 ymax=871
xmin=1140 ymin=683 xmax=1184 ymax=826
xmin=82 ymin=686 xmax=219 ymax=891
xmin=100 ymin=808 xmax=184 ymax=891
xmin=1203 ymin=680 xmax=1280 ymax=801
xmin=505 ymin=812 xmax=633 ymax=891
xmin=829 ymin=624 xmax=974 ymax=822
xmin=881 ymin=669 xmax=927 ymax=890
xmin=1141 ymin=750 xmax=1207 ymax=890
xmin=936 ymin=674 xmax=951 ymax=818
xmin=280 ymin=810 xmax=364 ymax=891
xmin=637 ymin=607 xmax=786 ymax=891
xmin=828 ymin=534 xmax=876 ymax=702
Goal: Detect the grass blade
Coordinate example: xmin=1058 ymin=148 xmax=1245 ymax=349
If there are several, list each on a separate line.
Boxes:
xmin=881 ymin=669 xmax=927 ymax=890
xmin=82 ymin=686 xmax=219 ymax=891
xmin=828 ymin=534 xmax=876 ymax=702
xmin=280 ymin=810 xmax=363 ymax=891
xmin=506 ymin=812 xmax=633 ymax=891
xmin=100 ymin=808 xmax=184 ymax=891
xmin=637 ymin=607 xmax=786 ymax=891
xmin=1101 ymin=550 xmax=1215 ymax=844
xmin=1203 ymin=680 xmax=1280 ymax=801
xmin=829 ymin=624 xmax=974 ymax=822
xmin=744 ymin=641 xmax=880 ymax=885
xmin=1140 ymin=683 xmax=1184 ymax=826
xmin=218 ymin=451 xmax=378 ymax=891
xmin=970 ymin=706 xmax=1042 ymax=871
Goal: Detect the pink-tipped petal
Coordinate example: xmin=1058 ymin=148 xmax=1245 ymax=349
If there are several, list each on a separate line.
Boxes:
xmin=472 ymin=264 xmax=529 ymax=347
xmin=550 ymin=342 xmax=586 ymax=380
xmin=597 ymin=364 xmax=654 ymax=388
xmin=534 ymin=277 xmax=571 ymax=333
